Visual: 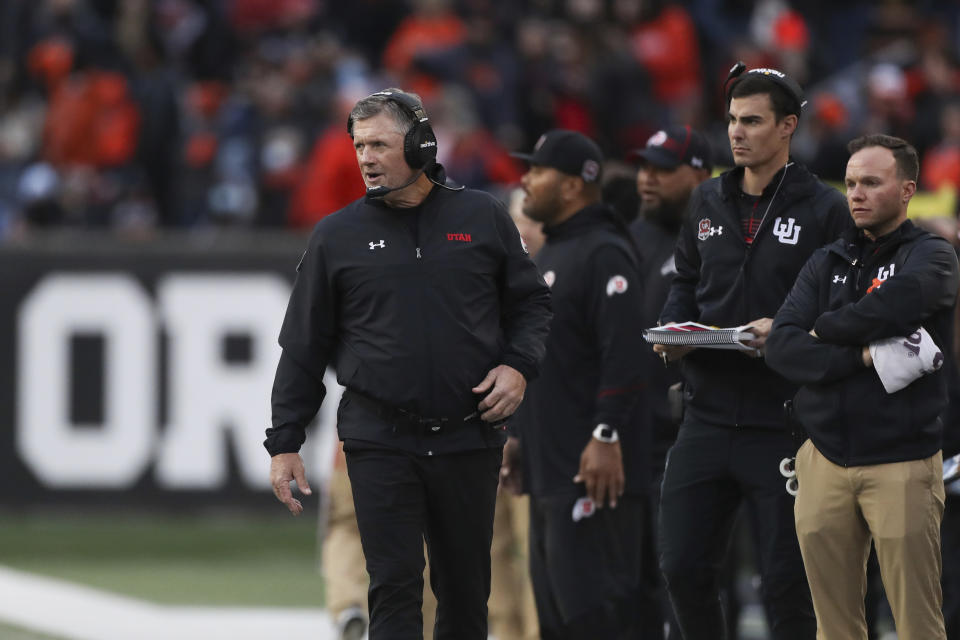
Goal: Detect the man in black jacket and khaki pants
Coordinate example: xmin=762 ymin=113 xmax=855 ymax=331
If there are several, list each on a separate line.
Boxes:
xmin=766 ymin=134 xmax=960 ymax=639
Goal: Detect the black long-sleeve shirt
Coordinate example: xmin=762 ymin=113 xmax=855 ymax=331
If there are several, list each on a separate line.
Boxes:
xmin=515 ymin=204 xmax=648 ymax=497
xmin=766 ymin=221 xmax=959 ymax=466
xmin=265 ymin=184 xmax=552 ymax=456
xmin=630 ymin=216 xmax=683 ymax=475
xmin=660 ymin=162 xmax=851 ymax=430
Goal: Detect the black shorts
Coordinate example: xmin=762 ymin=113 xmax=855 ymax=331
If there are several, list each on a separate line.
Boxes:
xmin=528 ymin=492 xmax=644 ymax=634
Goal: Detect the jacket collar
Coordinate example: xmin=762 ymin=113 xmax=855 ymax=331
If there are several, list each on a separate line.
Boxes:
xmin=543 ymin=202 xmax=618 ymax=242
xmin=719 ymin=160 xmax=816 ymax=204
xmin=829 ymin=219 xmax=920 ymax=262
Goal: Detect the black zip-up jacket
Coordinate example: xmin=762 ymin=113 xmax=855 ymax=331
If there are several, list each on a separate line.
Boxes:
xmin=265 ymin=183 xmax=552 ymax=456
xmin=516 ymin=204 xmax=648 ymax=497
xmin=766 ymin=220 xmax=959 ymax=466
xmin=660 ymin=161 xmax=851 ymax=430
xmin=631 ymin=216 xmax=683 ymax=474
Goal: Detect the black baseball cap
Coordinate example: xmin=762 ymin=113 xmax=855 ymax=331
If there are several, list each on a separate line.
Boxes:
xmin=511 ymin=130 xmax=603 ymax=183
xmin=629 ymin=125 xmax=713 ymax=172
xmin=726 ymin=64 xmax=807 ymax=117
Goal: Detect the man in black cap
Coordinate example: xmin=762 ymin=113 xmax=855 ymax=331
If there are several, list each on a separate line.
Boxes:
xmin=501 ymin=130 xmax=649 ymax=638
xmin=653 ymin=67 xmax=852 ymax=640
xmin=629 ymin=125 xmax=714 ymax=639
xmin=631 ymin=125 xmax=713 ymax=485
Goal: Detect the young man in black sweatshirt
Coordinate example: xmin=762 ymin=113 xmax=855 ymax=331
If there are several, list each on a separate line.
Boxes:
xmin=766 ymin=134 xmax=959 ymax=639
xmin=653 ymin=67 xmax=852 ymax=640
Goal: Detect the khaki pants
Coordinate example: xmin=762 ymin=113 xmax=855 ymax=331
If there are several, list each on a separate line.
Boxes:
xmin=322 ymin=451 xmax=368 ymax=619
xmin=489 ymin=492 xmax=539 ymax=640
xmin=794 ymin=439 xmax=946 ymax=640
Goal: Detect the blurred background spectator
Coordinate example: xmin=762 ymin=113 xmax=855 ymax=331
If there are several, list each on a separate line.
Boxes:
xmin=1 ymin=0 xmax=960 ymax=241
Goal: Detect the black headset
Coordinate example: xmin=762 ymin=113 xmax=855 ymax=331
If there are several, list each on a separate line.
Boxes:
xmin=723 ymin=61 xmax=807 ymax=117
xmin=347 ymin=90 xmax=438 ymax=169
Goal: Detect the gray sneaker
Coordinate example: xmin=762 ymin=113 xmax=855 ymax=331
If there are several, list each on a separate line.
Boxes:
xmin=336 ymin=606 xmax=367 ymax=640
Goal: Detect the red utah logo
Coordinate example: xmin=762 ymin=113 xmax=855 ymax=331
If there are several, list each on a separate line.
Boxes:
xmin=447 ymin=233 xmax=472 ymax=242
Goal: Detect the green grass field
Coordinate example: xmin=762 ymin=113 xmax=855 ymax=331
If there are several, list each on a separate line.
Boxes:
xmin=0 ymin=511 xmax=326 ymax=607
xmin=0 ymin=623 xmax=65 ymax=640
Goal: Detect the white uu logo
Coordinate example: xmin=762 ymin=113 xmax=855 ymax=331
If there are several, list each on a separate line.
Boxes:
xmin=772 ymin=217 xmax=801 ymax=245
xmin=877 ymin=264 xmax=895 ymax=281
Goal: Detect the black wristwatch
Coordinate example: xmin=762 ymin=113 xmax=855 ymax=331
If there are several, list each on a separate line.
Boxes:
xmin=592 ymin=423 xmax=619 ymax=443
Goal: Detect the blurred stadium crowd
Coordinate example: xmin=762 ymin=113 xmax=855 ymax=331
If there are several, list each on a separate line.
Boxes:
xmin=0 ymin=0 xmax=959 ymax=239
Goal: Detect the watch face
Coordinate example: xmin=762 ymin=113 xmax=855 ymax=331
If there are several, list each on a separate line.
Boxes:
xmin=593 ymin=424 xmax=617 ymax=442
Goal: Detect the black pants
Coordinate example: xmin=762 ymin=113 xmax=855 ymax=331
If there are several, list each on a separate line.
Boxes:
xmin=529 ymin=493 xmax=644 ymax=639
xmin=345 ymin=446 xmax=502 ymax=640
xmin=942 ymin=493 xmax=960 ymax=639
xmin=658 ymin=417 xmax=815 ymax=640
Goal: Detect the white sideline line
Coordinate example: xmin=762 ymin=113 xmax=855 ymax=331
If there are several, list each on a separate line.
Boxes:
xmin=0 ymin=565 xmax=335 ymax=640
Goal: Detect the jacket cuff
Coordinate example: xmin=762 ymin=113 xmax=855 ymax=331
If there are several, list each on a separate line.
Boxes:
xmin=501 ymin=354 xmax=537 ymax=382
xmin=263 ymin=425 xmax=307 ymax=456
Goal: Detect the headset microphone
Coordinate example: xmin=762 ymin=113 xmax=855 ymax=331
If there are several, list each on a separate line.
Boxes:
xmin=365 ymin=166 xmax=428 ymax=200
xmin=366 ymin=162 xmax=466 ymax=199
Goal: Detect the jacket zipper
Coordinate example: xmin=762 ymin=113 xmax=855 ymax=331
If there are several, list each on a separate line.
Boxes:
xmin=412 ymin=210 xmax=433 ymax=449
xmin=397 ymin=208 xmax=429 ymax=447
xmin=843 ymin=254 xmax=860 ymax=466
xmin=734 ymin=173 xmax=789 ymax=428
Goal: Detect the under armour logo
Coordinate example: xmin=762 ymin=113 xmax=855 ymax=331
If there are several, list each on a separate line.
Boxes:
xmin=833 ymin=275 xmax=846 ymax=284
xmin=369 ymin=240 xmax=386 ymax=250
xmin=772 ymin=217 xmax=801 ymax=245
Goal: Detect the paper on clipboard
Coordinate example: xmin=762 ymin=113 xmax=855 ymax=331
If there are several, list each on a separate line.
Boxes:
xmin=643 ymin=322 xmax=759 ymax=354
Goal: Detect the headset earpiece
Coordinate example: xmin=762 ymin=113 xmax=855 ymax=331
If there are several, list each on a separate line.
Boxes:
xmin=347 ymin=90 xmax=438 ymax=169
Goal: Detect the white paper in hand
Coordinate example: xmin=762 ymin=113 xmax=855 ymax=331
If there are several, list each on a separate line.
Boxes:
xmin=869 ymin=327 xmax=944 ymax=394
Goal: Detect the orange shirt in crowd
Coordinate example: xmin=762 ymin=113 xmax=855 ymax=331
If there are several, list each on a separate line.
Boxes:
xmin=921 ymin=145 xmax=960 ymax=191
xmin=628 ymin=6 xmax=702 ymax=105
xmin=44 ymin=70 xmax=140 ymax=168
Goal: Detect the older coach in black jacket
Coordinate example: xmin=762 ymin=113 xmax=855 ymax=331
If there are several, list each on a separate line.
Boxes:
xmin=265 ymin=89 xmax=552 ymax=640
xmin=766 ymin=134 xmax=959 ymax=639
xmin=501 ymin=130 xmax=648 ymax=639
